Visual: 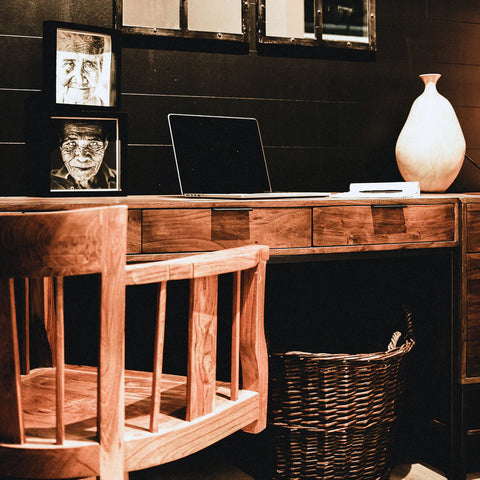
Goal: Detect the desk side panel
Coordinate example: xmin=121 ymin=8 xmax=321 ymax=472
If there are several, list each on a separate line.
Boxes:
xmin=466 ymin=254 xmax=480 ymax=378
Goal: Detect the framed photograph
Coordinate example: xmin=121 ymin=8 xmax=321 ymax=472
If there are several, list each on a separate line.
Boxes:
xmin=39 ymin=113 xmax=127 ymax=196
xmin=43 ymin=21 xmax=120 ymax=109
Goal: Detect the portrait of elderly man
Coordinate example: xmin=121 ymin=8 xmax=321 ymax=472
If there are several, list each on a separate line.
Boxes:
xmin=56 ymin=29 xmax=112 ymax=106
xmin=50 ymin=119 xmax=117 ymax=191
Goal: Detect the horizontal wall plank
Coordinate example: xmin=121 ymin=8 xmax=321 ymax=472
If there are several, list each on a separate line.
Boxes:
xmin=127 ymin=145 xmax=179 ymax=195
xmin=0 ymin=0 xmax=112 ymax=36
xmin=377 ymin=0 xmax=427 ymax=19
xmin=0 ymin=145 xmax=27 ymax=195
xmin=121 ymin=48 xmax=339 ymax=101
xmin=265 ymin=146 xmax=402 ymax=193
xmin=340 ymin=102 xmax=408 ymax=150
xmin=456 ymin=107 xmax=480 ymax=150
xmin=0 ymin=37 xmax=42 ymax=89
xmin=452 ymin=150 xmax=480 ymax=193
xmin=427 ymin=0 xmax=480 ymax=24
xmin=122 ymin=94 xmax=340 ymax=148
xmin=127 ymin=144 xmax=403 ymax=196
xmin=0 ymin=91 xmax=36 ymax=143
xmin=377 ymin=15 xmax=480 ymax=66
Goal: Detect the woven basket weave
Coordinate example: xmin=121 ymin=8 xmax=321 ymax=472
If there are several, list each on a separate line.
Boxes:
xmin=268 ymin=308 xmax=415 ymax=480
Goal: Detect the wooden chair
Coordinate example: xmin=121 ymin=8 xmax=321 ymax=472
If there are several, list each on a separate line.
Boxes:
xmin=0 ymin=205 xmax=269 ymax=480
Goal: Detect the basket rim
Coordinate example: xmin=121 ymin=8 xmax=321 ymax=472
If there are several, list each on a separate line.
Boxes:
xmin=269 ymin=338 xmax=415 ymax=362
xmin=269 ymin=419 xmax=398 ymax=432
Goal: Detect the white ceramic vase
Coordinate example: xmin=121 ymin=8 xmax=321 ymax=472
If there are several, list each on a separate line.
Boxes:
xmin=395 ymin=74 xmax=466 ymax=192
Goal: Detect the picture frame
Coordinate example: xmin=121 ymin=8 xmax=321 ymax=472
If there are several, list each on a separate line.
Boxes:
xmin=28 ymin=111 xmax=128 ymax=196
xmin=43 ymin=21 xmax=120 ymax=110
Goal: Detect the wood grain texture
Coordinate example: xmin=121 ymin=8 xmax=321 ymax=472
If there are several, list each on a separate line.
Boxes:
xmin=1 ymin=218 xmax=269 ymax=479
xmin=98 ymin=206 xmax=128 ymax=480
xmin=127 ymin=209 xmax=142 ymax=254
xmin=231 ymin=271 xmax=241 ymax=402
xmin=313 ymin=204 xmax=455 ymax=246
xmin=126 ymin=244 xmax=270 ymax=285
xmin=54 ymin=276 xmax=65 ymax=445
xmin=0 ymin=209 xmax=117 ymax=278
xmin=142 ymin=208 xmax=311 ymax=253
xmin=187 ymin=275 xmax=218 ymax=421
xmin=0 ymin=365 xmax=260 ymax=476
xmin=466 ymin=254 xmax=480 ymax=378
xmin=239 ymin=261 xmax=268 ymax=433
xmin=467 ymin=204 xmax=480 ymax=252
xmin=0 ymin=278 xmax=25 ymax=444
xmin=0 ymin=206 xmax=128 ymax=480
xmin=150 ymin=281 xmax=167 ymax=433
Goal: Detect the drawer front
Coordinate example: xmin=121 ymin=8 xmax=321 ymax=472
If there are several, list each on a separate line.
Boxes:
xmin=312 ymin=204 xmax=455 ymax=247
xmin=466 ymin=254 xmax=480 ymax=378
xmin=127 ymin=209 xmax=142 ymax=254
xmin=467 ymin=204 xmax=480 ymax=252
xmin=142 ymin=208 xmax=311 ymax=253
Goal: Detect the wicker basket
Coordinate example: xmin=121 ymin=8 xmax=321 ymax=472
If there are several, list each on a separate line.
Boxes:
xmin=268 ymin=308 xmax=415 ymax=480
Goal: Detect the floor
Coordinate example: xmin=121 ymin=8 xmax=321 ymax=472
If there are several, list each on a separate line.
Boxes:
xmin=128 ymin=447 xmax=480 ymax=480
xmin=390 ymin=464 xmax=480 ymax=480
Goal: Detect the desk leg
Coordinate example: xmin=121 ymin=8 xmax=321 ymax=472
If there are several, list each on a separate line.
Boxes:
xmin=29 ymin=278 xmax=55 ymax=368
xmin=449 ymin=250 xmax=466 ymax=480
xmin=449 ymin=381 xmax=466 ymax=480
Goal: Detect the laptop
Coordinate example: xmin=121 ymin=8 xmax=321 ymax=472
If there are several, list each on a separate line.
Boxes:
xmin=168 ymin=113 xmax=330 ymax=199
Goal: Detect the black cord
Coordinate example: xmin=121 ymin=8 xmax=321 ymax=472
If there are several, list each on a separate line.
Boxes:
xmin=465 ymin=153 xmax=480 ymax=171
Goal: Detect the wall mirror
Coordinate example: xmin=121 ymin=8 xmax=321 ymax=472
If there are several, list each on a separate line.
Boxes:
xmin=258 ymin=0 xmax=376 ymax=50
xmin=115 ymin=0 xmax=249 ymax=42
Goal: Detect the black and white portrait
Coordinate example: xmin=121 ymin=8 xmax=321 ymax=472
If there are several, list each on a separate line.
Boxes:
xmin=50 ymin=117 xmax=119 ymax=192
xmin=56 ymin=29 xmax=113 ymax=106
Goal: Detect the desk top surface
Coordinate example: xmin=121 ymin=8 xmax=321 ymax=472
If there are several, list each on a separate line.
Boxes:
xmin=0 ymin=193 xmax=474 ymax=211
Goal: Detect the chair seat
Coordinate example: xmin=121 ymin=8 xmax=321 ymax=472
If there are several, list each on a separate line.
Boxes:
xmin=0 ymin=365 xmax=260 ymax=476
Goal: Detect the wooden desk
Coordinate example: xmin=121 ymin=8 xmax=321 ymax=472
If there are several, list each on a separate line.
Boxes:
xmin=0 ymin=193 xmax=476 ymax=480
xmin=0 ymin=194 xmax=459 ymax=258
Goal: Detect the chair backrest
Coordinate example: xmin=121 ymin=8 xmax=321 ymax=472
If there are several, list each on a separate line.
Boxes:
xmin=0 ymin=206 xmax=127 ymax=479
xmin=125 ymin=243 xmax=270 ymax=439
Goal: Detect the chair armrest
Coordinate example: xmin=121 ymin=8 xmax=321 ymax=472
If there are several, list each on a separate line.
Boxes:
xmin=125 ymin=245 xmax=269 ymax=285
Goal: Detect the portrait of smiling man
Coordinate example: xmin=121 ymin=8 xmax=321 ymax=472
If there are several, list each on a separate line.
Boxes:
xmin=50 ymin=119 xmax=117 ymax=191
xmin=56 ymin=29 xmax=111 ymax=106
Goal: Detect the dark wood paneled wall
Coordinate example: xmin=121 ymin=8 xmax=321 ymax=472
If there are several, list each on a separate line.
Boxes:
xmin=2 ymin=0 xmax=480 ymax=195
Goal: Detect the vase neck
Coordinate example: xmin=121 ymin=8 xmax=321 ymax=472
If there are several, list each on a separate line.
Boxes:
xmin=420 ymin=73 xmax=441 ymax=93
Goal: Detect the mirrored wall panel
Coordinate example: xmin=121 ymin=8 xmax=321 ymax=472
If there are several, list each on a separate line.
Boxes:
xmin=264 ymin=0 xmax=314 ymax=40
xmin=122 ymin=0 xmax=180 ymax=31
xmin=188 ymin=0 xmax=243 ymax=35
xmin=322 ymin=0 xmax=369 ymax=44
xmin=115 ymin=0 xmax=248 ymax=41
xmin=258 ymin=0 xmax=375 ymax=50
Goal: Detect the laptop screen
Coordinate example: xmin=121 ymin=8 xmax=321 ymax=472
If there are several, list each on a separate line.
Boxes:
xmin=168 ymin=114 xmax=272 ymax=195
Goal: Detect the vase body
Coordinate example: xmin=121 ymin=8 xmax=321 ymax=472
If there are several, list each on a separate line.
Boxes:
xmin=395 ymin=74 xmax=466 ymax=192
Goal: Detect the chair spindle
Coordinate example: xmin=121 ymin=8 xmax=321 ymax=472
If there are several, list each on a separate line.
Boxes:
xmin=231 ymin=271 xmax=241 ymax=401
xmin=150 ymin=281 xmax=167 ymax=433
xmin=0 ymin=278 xmax=25 ymax=444
xmin=54 ymin=277 xmax=65 ymax=445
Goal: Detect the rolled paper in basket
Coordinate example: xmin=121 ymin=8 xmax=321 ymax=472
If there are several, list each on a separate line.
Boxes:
xmin=387 ymin=331 xmax=402 ymax=350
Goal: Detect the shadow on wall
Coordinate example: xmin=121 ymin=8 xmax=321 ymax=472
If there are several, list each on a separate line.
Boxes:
xmin=450 ymin=154 xmax=480 ymax=193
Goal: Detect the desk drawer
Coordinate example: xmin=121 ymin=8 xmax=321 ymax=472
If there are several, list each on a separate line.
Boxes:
xmin=312 ymin=204 xmax=455 ymax=247
xmin=466 ymin=254 xmax=480 ymax=378
xmin=467 ymin=204 xmax=480 ymax=252
xmin=142 ymin=208 xmax=311 ymax=253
